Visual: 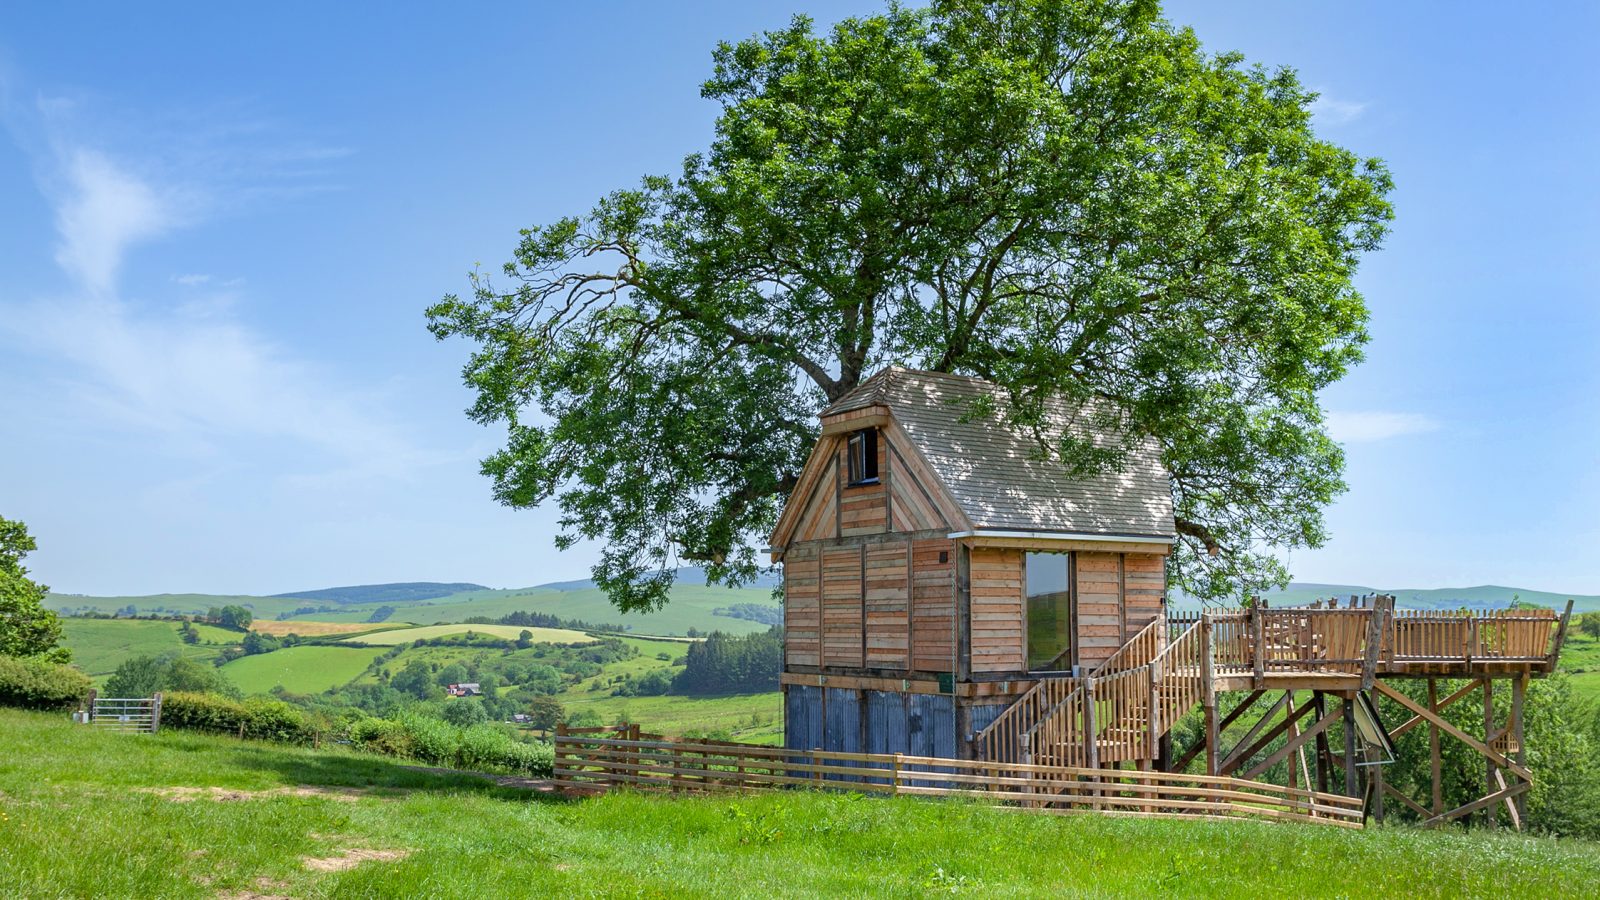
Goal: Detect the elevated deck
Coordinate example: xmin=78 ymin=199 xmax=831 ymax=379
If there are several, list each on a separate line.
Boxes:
xmin=1174 ymin=603 xmax=1565 ymax=693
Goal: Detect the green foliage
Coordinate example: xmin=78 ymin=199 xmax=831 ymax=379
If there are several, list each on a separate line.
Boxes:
xmin=215 ymin=605 xmax=253 ymax=631
xmin=0 ymin=654 xmax=92 ymax=709
xmin=442 ymin=697 xmax=490 ymax=727
xmin=0 ymin=515 xmax=68 ymax=662
xmin=159 ymin=692 xmax=321 ymax=744
xmin=106 ymin=653 xmax=241 ymax=699
xmin=1579 ymin=612 xmax=1600 ymax=639
xmin=527 ymin=695 xmax=564 ymax=730
xmin=241 ymin=630 xmax=279 ymax=655
xmin=673 ymin=627 xmax=782 ymax=695
xmin=1377 ymin=673 xmax=1600 ymax=839
xmin=427 ymin=0 xmax=1394 ymax=607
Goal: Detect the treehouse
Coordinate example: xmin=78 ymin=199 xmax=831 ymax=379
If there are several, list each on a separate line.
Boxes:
xmin=772 ymin=367 xmax=1572 ymax=827
xmin=771 ymin=368 xmax=1177 ymax=760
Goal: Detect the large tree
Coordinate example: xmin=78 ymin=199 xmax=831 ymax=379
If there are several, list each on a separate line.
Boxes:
xmin=0 ymin=515 xmax=68 ymax=662
xmin=428 ymin=0 xmax=1393 ymax=610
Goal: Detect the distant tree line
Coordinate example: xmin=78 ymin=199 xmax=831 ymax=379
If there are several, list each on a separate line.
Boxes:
xmin=461 ymin=609 xmax=630 ymax=633
xmin=672 ymin=627 xmax=782 ymax=695
xmin=712 ymin=603 xmax=783 ymax=626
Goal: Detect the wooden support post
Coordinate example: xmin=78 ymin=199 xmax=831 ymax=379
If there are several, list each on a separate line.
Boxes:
xmin=1483 ymin=678 xmax=1496 ymax=830
xmin=1371 ymin=745 xmax=1386 ymax=825
xmin=1512 ymin=674 xmax=1528 ymax=825
xmin=151 ymin=692 xmax=163 ymax=734
xmin=1313 ymin=692 xmax=1330 ymax=794
xmin=1252 ymin=608 xmax=1266 ymax=688
xmin=1083 ymin=675 xmax=1099 ymax=770
xmin=1201 ymin=617 xmax=1217 ymax=776
xmin=1342 ymin=695 xmax=1359 ymax=800
xmin=1428 ymin=678 xmax=1442 ymax=817
xmin=1547 ymin=599 xmax=1574 ymax=671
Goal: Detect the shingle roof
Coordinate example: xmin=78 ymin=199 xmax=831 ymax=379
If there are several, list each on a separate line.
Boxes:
xmin=825 ymin=369 xmax=1175 ymax=538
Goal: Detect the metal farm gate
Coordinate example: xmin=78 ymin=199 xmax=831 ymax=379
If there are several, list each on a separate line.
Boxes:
xmin=87 ymin=692 xmax=163 ymax=733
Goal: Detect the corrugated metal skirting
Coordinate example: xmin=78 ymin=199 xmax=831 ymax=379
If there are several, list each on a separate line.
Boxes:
xmin=784 ymin=686 xmax=958 ymax=765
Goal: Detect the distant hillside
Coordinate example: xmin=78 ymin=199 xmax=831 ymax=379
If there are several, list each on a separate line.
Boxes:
xmin=533 ymin=566 xmax=782 ymax=592
xmin=269 ymin=582 xmax=489 ymax=604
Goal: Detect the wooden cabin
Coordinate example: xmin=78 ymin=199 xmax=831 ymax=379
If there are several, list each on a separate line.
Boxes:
xmin=770 ymin=368 xmax=1178 ymax=760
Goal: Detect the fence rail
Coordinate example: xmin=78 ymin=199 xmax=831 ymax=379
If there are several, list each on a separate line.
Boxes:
xmin=553 ymin=730 xmax=1364 ymax=828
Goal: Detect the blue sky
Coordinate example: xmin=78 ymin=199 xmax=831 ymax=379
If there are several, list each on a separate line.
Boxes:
xmin=1 ymin=2 xmax=1596 ymax=596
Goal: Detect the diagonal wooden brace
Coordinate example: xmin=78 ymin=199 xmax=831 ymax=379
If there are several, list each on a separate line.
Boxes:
xmin=1373 ymin=681 xmax=1533 ymax=782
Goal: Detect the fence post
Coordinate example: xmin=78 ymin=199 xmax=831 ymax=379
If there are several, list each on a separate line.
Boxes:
xmin=85 ymin=688 xmax=98 ymax=723
xmin=1201 ymin=616 xmax=1218 ymax=776
xmin=892 ymin=752 xmax=902 ymax=796
xmin=1083 ymin=675 xmax=1099 ymax=772
xmin=151 ymin=692 xmax=163 ymax=734
xmin=1252 ymin=608 xmax=1266 ymax=688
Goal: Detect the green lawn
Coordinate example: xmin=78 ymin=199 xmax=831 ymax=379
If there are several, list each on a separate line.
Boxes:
xmin=220 ymin=646 xmax=388 ymax=695
xmin=343 ymin=624 xmax=595 ymax=646
xmin=1559 ymin=629 xmax=1600 ymax=706
xmin=59 ymin=618 xmax=239 ymax=678
xmin=2 ymin=709 xmax=1597 ymax=898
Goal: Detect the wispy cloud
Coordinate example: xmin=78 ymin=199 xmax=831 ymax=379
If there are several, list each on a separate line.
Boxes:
xmin=2 ymin=87 xmax=428 ymax=480
xmin=1326 ymin=411 xmax=1440 ymax=443
xmin=51 ymin=149 xmax=187 ymax=295
xmin=1310 ymin=93 xmax=1368 ymax=126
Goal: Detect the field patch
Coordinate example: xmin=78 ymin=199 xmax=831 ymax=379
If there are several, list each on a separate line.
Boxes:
xmin=343 ymin=624 xmax=595 ymax=646
xmin=251 ymin=620 xmax=406 ymax=638
xmin=60 ymin=618 xmax=236 ymax=677
xmin=222 ymin=646 xmax=386 ymax=694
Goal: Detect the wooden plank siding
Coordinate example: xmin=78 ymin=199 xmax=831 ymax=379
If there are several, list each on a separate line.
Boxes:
xmin=1123 ymin=553 xmax=1165 ymax=643
xmin=783 ymin=547 xmax=820 ymax=668
xmin=910 ymin=538 xmax=955 ymax=673
xmin=838 ymin=434 xmax=889 ymax=537
xmin=1076 ymin=552 xmax=1125 ymax=669
xmin=864 ymin=543 xmax=910 ymax=669
xmin=821 ymin=546 xmax=865 ymax=668
xmin=970 ymin=547 xmax=1026 ymax=673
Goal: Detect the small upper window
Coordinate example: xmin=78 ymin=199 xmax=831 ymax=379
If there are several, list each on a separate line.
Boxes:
xmin=846 ymin=428 xmax=879 ymax=485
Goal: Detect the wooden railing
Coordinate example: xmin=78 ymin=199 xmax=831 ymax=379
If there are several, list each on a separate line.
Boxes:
xmin=1385 ymin=608 xmax=1557 ymax=662
xmin=1093 ymin=616 xmax=1166 ymax=676
xmin=1151 ymin=621 xmax=1204 ymax=736
xmin=1205 ymin=608 xmax=1375 ymax=676
xmin=554 ymin=732 xmax=1365 ymax=828
xmin=979 ymin=675 xmax=1081 ymax=764
xmin=977 ymin=616 xmax=1166 ymax=764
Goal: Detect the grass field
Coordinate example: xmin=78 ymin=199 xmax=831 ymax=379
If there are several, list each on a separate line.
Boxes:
xmin=2 ymin=709 xmax=1597 ymax=897
xmin=220 ymin=646 xmax=388 ymax=695
xmin=58 ymin=618 xmax=240 ymax=678
xmin=1560 ymin=629 xmax=1600 ymax=705
xmin=342 ymin=624 xmax=595 ymax=646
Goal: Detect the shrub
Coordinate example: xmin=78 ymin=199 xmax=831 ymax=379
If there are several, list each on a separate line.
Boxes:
xmin=348 ymin=716 xmax=415 ymax=759
xmin=159 ymin=692 xmax=320 ymax=745
xmin=397 ymin=712 xmax=460 ymax=765
xmin=0 ymin=654 xmax=92 ymax=709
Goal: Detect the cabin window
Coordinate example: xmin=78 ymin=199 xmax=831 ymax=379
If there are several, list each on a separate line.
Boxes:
xmin=846 ymin=428 xmax=879 ymax=485
xmin=1025 ymin=551 xmax=1075 ymax=671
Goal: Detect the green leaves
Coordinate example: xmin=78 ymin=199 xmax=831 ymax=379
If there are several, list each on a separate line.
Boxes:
xmin=0 ymin=515 xmax=67 ymax=663
xmin=428 ymin=0 xmax=1394 ymax=608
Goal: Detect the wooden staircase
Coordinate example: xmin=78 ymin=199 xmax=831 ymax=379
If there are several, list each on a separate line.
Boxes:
xmin=978 ymin=615 xmax=1205 ymax=767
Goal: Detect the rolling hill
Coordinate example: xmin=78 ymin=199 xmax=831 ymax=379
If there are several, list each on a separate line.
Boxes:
xmin=48 ymin=570 xmax=782 ymax=637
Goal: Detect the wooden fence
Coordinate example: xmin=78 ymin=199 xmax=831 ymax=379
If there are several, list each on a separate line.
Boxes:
xmin=554 ymin=728 xmax=1365 ymax=829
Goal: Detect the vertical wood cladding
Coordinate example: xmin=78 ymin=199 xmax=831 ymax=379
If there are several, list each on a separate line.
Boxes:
xmin=782 ymin=546 xmax=820 ymax=668
xmin=1075 ymin=551 xmax=1124 ymax=669
xmin=969 ymin=546 xmax=1026 ymax=673
xmin=821 ymin=546 xmax=865 ymax=668
xmin=838 ymin=437 xmax=889 ymax=537
xmin=864 ymin=542 xmax=909 ymax=669
xmin=910 ymin=538 xmax=954 ymax=673
xmin=1123 ymin=553 xmax=1166 ymax=642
